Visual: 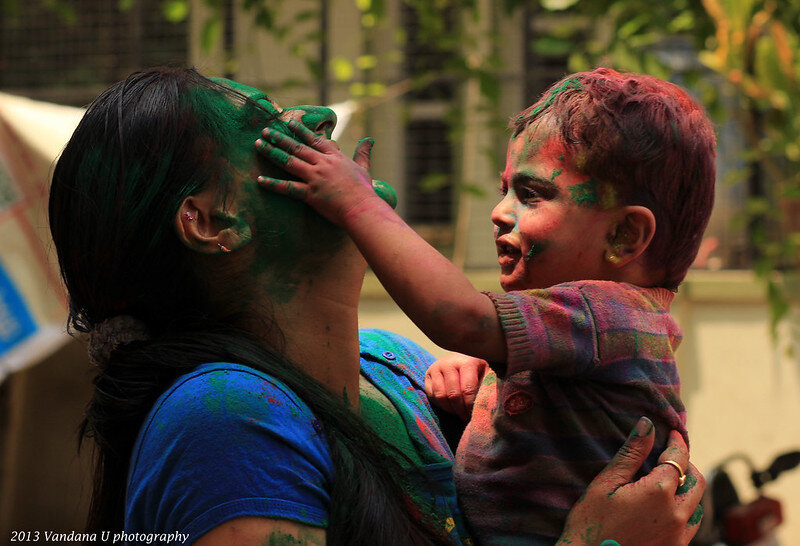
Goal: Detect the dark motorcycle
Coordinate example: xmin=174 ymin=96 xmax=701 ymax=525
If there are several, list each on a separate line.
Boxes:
xmin=691 ymin=450 xmax=800 ymax=545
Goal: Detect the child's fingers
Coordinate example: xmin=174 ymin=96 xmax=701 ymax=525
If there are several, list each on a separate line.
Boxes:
xmin=287 ymin=119 xmax=339 ymax=153
xmin=254 ymin=139 xmax=314 ymax=177
xmin=440 ymin=366 xmax=466 ymax=420
xmin=424 ymin=369 xmax=437 ymax=399
xmin=260 ymin=129 xmax=320 ymax=165
xmin=425 ymin=368 xmax=445 ymax=400
xmin=426 ymin=369 xmax=457 ymax=415
xmin=458 ymin=365 xmax=481 ymax=414
xmin=256 ymin=176 xmax=309 ymax=201
xmin=353 ymin=138 xmax=374 ymax=170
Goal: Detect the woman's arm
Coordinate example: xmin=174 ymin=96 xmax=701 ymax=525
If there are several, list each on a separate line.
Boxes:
xmin=558 ymin=417 xmax=705 ymax=545
xmin=196 ymin=517 xmax=325 ymax=545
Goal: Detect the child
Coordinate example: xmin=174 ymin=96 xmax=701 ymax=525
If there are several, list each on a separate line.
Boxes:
xmin=254 ymin=67 xmax=716 ymax=544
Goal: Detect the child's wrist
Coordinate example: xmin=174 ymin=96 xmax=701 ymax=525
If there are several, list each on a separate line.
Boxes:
xmin=341 ymin=192 xmax=397 ymax=229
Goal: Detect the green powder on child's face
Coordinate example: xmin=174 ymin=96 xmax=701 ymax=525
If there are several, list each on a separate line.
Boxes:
xmin=569 ymin=178 xmax=600 ymax=208
xmin=531 ymin=77 xmax=584 ymax=116
xmin=524 ymin=242 xmax=547 ymax=262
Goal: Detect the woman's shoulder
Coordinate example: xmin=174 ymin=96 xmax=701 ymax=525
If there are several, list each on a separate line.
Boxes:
xmin=134 ymin=362 xmax=322 ymax=458
xmin=127 ymin=362 xmax=333 ymax=540
xmin=152 ymin=362 xmax=310 ymax=420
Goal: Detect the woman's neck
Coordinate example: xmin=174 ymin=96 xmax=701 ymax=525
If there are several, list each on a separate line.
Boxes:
xmin=252 ymin=245 xmax=366 ymax=408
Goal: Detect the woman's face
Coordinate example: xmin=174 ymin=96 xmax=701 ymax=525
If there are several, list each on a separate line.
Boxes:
xmin=213 ymin=77 xmax=337 ymax=140
xmin=205 ymin=79 xmax=348 ymax=300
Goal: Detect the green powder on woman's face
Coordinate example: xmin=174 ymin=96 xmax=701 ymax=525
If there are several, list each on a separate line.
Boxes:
xmin=188 ymin=82 xmax=350 ymax=305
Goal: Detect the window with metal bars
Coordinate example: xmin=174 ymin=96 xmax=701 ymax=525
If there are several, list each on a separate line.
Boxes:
xmin=0 ymin=0 xmax=188 ymax=105
xmin=401 ymin=4 xmax=456 ymax=226
xmin=404 ymin=119 xmax=453 ymax=224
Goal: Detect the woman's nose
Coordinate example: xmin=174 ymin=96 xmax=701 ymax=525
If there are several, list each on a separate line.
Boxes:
xmin=281 ymin=106 xmax=337 ymax=139
xmin=491 ymin=196 xmax=516 ymax=232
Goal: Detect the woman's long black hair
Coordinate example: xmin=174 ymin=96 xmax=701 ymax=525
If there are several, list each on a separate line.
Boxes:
xmin=48 ymin=67 xmax=446 ymax=544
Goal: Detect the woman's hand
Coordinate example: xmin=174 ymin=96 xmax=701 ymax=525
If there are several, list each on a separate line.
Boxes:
xmin=557 ymin=417 xmax=705 ymax=546
xmin=255 ymin=121 xmax=389 ymax=227
xmin=424 ymin=353 xmax=488 ymax=421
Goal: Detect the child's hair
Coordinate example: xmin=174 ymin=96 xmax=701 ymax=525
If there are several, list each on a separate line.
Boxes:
xmin=511 ymin=67 xmax=716 ymax=290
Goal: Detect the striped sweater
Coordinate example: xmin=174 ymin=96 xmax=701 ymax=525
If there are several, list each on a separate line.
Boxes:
xmin=455 ymin=280 xmax=687 ymax=545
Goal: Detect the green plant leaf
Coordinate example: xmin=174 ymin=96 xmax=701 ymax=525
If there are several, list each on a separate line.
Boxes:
xmin=201 ymin=16 xmax=222 ymax=53
xmin=767 ymin=279 xmax=790 ymax=340
xmin=418 ymin=173 xmax=450 ymax=192
xmin=331 ymin=57 xmax=355 ymax=81
xmin=459 ymin=182 xmax=486 ymax=197
xmin=532 ymin=36 xmax=572 ymax=57
xmin=162 ymin=0 xmax=188 ymax=23
xmin=356 ymin=55 xmax=378 ymax=70
xmin=541 ymin=0 xmax=580 ymax=11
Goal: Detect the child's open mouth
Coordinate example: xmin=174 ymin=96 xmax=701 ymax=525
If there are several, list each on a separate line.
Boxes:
xmin=496 ymin=240 xmax=520 ymax=267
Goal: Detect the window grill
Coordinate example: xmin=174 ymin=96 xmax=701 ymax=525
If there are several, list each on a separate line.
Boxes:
xmin=401 ymin=4 xmax=456 ymax=226
xmin=400 ymin=3 xmax=457 ymax=102
xmin=0 ymin=0 xmax=188 ymax=105
xmin=404 ymin=119 xmax=453 ymax=224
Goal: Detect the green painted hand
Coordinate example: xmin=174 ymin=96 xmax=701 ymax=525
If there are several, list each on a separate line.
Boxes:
xmin=254 ymin=120 xmax=393 ymax=227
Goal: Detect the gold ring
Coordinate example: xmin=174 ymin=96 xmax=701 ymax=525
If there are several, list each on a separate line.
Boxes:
xmin=662 ymin=459 xmax=686 ymax=486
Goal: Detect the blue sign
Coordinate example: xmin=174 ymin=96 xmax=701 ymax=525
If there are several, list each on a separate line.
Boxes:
xmin=0 ymin=258 xmax=37 ymax=356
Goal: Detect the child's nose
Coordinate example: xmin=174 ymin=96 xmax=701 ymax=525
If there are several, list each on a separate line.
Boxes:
xmin=491 ymin=197 xmax=515 ymax=232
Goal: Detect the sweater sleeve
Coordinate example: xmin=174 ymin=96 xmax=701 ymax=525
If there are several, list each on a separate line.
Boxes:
xmin=485 ymin=284 xmax=599 ymax=379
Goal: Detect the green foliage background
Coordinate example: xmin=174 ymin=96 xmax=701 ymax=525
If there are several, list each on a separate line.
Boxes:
xmin=7 ymin=0 xmax=799 ymax=331
xmin=166 ymin=0 xmax=800 ymax=333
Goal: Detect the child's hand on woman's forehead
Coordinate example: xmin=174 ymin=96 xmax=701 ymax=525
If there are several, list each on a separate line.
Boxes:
xmin=254 ymin=120 xmax=393 ymax=226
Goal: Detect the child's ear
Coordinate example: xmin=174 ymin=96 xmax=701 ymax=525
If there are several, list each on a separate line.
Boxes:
xmin=174 ymin=189 xmax=252 ymax=255
xmin=605 ymin=206 xmax=656 ymax=267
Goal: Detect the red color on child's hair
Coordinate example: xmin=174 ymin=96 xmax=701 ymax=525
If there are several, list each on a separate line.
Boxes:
xmin=511 ymin=67 xmax=716 ymax=290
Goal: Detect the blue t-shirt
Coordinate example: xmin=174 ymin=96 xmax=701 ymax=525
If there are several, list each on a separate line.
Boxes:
xmin=125 ymin=329 xmax=469 ymax=544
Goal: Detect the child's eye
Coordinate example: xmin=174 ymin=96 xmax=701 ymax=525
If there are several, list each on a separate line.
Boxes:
xmin=517 ymin=186 xmax=541 ymax=203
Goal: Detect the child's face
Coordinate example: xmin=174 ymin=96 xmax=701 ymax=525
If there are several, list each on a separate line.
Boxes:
xmin=492 ymin=127 xmax=618 ymax=291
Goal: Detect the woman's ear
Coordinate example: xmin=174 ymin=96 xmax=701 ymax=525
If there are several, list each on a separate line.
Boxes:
xmin=174 ymin=189 xmax=252 ymax=255
xmin=604 ymin=206 xmax=656 ymax=267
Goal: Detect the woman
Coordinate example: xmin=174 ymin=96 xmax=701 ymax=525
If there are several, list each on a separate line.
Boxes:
xmin=49 ymin=67 xmax=703 ymax=545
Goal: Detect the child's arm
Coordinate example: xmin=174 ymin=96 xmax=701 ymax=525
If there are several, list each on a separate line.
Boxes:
xmin=255 ymin=121 xmax=506 ymax=363
xmin=424 ymin=353 xmax=489 ymax=420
